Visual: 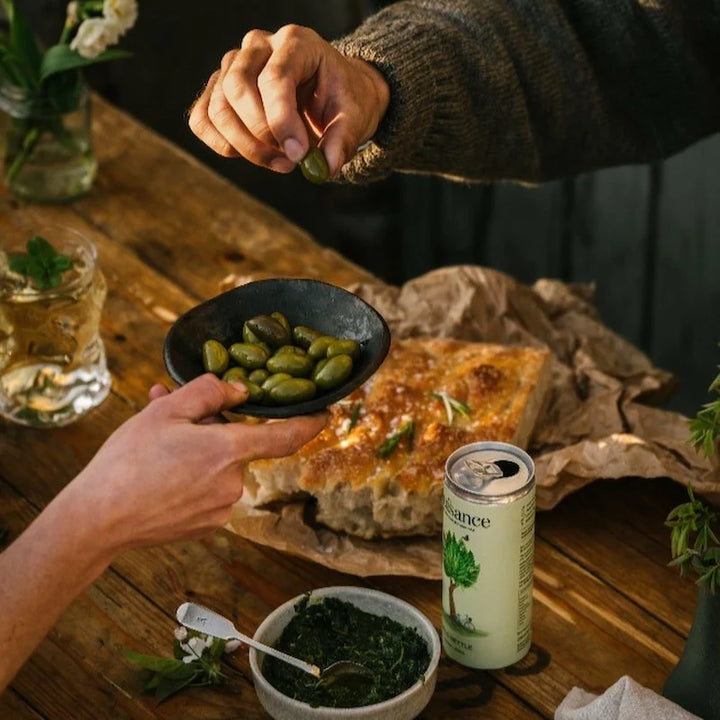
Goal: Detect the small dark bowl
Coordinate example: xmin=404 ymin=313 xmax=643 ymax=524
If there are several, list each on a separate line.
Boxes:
xmin=163 ymin=278 xmax=391 ymax=417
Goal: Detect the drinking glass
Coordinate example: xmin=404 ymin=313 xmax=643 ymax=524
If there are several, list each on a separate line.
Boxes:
xmin=0 ymin=225 xmax=111 ymax=427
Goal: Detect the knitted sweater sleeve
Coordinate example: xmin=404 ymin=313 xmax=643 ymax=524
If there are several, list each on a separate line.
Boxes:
xmin=332 ymin=0 xmax=720 ymax=183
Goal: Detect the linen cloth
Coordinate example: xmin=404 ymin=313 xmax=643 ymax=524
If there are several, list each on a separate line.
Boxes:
xmin=555 ymin=676 xmax=701 ymax=720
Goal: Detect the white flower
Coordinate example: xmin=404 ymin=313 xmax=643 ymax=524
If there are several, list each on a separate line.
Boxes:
xmin=182 ymin=654 xmax=195 ymax=664
xmin=103 ymin=0 xmax=138 ymax=34
xmin=187 ymin=636 xmax=205 ymax=655
xmin=173 ymin=626 xmax=188 ymax=642
xmin=70 ymin=17 xmax=122 ymax=58
xmin=224 ymin=639 xmax=243 ymax=654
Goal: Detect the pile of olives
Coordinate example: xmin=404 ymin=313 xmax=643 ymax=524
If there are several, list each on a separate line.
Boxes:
xmin=202 ymin=311 xmax=360 ymax=406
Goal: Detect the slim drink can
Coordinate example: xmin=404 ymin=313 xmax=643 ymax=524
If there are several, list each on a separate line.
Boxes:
xmin=442 ymin=441 xmax=535 ymax=669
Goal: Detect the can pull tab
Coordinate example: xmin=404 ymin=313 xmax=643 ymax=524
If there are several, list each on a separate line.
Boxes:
xmin=463 ymin=458 xmax=521 ymax=491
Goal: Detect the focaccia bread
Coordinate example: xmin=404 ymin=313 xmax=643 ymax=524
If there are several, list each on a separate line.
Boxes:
xmin=241 ymin=338 xmax=552 ymax=539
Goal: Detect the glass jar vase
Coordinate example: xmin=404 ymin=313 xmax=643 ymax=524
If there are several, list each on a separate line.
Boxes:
xmin=0 ymin=77 xmax=97 ymax=202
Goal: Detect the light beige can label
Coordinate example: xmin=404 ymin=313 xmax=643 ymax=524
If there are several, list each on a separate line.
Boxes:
xmin=442 ymin=483 xmax=535 ymax=669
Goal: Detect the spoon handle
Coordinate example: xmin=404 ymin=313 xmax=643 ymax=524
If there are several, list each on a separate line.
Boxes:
xmin=176 ymin=602 xmax=321 ymax=678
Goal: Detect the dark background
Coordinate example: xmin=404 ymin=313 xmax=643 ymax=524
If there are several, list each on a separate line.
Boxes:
xmin=17 ymin=0 xmax=720 ymax=417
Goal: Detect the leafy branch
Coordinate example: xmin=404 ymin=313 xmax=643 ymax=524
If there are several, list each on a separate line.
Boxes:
xmin=126 ymin=627 xmax=240 ymax=703
xmin=688 ymin=360 xmax=720 ymax=459
xmin=666 ymin=350 xmax=720 ymax=593
xmin=666 ymin=487 xmax=720 ymax=594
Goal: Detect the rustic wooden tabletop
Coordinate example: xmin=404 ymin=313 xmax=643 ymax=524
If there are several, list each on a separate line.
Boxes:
xmin=0 ymin=96 xmax=700 ymax=719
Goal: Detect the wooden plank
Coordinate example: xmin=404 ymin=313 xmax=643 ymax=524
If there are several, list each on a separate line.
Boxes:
xmin=568 ymin=167 xmax=651 ymax=347
xmin=482 ymin=181 xmax=566 ymax=284
xmin=399 ymin=177 xmax=495 ymax=281
xmin=536 ymin=478 xmax=698 ymax=634
xmin=652 ymin=134 xmax=720 ymax=415
xmin=0 ymin=688 xmax=45 ymax=719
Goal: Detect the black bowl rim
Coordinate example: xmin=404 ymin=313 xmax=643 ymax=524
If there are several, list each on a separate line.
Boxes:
xmin=163 ymin=278 xmax=391 ymax=417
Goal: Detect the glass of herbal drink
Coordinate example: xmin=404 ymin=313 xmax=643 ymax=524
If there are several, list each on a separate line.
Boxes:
xmin=0 ymin=226 xmax=111 ymax=427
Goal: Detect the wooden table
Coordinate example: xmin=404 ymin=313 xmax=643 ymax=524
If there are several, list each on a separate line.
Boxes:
xmin=0 ymin=97 xmax=701 ymax=719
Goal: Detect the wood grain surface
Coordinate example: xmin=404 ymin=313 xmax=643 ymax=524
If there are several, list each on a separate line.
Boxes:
xmin=0 ymin=96 xmax=700 ymax=720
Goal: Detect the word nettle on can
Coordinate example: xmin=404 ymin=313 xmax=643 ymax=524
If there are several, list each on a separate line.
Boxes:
xmin=442 ymin=441 xmax=536 ymax=669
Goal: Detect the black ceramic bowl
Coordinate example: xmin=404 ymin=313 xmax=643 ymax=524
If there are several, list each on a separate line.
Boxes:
xmin=163 ymin=278 xmax=391 ymax=417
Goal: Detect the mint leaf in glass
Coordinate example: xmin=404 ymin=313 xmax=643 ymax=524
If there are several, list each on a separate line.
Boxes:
xmin=8 ymin=235 xmax=74 ymax=290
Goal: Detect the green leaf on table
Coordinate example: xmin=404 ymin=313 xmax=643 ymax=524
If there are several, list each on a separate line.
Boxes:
xmin=40 ymin=44 xmax=131 ymax=80
xmin=125 ymin=650 xmax=189 ymax=674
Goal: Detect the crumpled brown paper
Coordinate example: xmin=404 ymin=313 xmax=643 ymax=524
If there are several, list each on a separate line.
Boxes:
xmin=226 ymin=266 xmax=719 ymax=579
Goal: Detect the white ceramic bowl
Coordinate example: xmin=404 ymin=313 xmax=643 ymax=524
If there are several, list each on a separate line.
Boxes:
xmin=249 ymin=586 xmax=441 ymax=720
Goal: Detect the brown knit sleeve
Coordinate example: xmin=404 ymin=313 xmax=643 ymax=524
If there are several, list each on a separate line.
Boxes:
xmin=332 ymin=0 xmax=720 ymax=184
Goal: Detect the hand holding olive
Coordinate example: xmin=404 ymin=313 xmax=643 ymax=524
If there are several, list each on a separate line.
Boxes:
xmin=187 ymin=24 xmax=390 ymax=178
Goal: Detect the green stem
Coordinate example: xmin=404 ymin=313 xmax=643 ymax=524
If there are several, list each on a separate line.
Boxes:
xmin=5 ymin=124 xmax=40 ymax=183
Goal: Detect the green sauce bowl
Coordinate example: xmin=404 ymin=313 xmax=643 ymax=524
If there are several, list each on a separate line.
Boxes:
xmin=250 ymin=586 xmax=441 ymax=719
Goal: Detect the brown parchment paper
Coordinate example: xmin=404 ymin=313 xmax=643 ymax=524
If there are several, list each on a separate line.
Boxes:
xmin=226 ymin=266 xmax=720 ymax=579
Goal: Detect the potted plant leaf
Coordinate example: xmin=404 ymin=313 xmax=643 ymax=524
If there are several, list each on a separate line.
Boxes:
xmin=663 ymin=358 xmax=720 ymax=720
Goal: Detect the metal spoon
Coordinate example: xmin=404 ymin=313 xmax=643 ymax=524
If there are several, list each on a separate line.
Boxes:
xmin=176 ymin=602 xmax=372 ymax=683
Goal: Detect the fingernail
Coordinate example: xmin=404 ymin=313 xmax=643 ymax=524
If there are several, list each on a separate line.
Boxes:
xmin=283 ymin=138 xmax=305 ymax=163
xmin=271 ymin=157 xmax=295 ymax=173
xmin=229 ymin=382 xmax=249 ymax=396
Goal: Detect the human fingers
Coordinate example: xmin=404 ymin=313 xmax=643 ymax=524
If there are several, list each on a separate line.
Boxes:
xmin=258 ymin=25 xmax=327 ymax=163
xmin=220 ymin=31 xmax=295 ymax=173
xmin=148 ymin=384 xmax=170 ymax=402
xmin=207 ymin=50 xmax=291 ymax=171
xmin=156 ymin=374 xmax=249 ymax=422
xmin=226 ymin=411 xmax=328 ymax=462
xmin=188 ymin=71 xmax=240 ymax=158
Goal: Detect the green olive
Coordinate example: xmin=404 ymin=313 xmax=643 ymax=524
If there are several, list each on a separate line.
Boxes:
xmin=292 ymin=325 xmax=322 ymax=349
xmin=275 ymin=344 xmax=307 ymax=356
xmin=248 ymin=368 xmax=270 ymax=385
xmin=327 ymin=339 xmax=360 ymax=360
xmin=299 ymin=147 xmax=330 ymax=184
xmin=313 ymin=354 xmax=354 ymax=390
xmin=242 ymin=321 xmax=262 ymax=345
xmin=222 ymin=366 xmax=248 ymax=382
xmin=266 ymin=352 xmax=314 ymax=377
xmin=269 ymin=378 xmax=317 ymax=405
xmin=307 ymin=335 xmax=337 ymax=360
xmin=236 ymin=378 xmax=264 ymax=403
xmin=229 ymin=342 xmax=270 ymax=370
xmin=246 ymin=315 xmax=292 ymax=348
xmin=202 ymin=339 xmax=229 ymax=375
xmin=270 ymin=311 xmax=291 ymax=335
xmin=311 ymin=357 xmax=329 ymax=382
xmin=261 ymin=372 xmax=293 ymax=393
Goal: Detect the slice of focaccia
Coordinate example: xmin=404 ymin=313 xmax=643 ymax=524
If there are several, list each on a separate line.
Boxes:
xmin=241 ymin=338 xmax=552 ymax=539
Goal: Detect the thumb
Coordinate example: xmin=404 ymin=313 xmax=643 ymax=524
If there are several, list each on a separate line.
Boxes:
xmin=161 ymin=374 xmax=248 ymax=422
xmin=319 ymin=116 xmax=362 ymax=178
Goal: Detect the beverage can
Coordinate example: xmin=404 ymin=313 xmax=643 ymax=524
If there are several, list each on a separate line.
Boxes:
xmin=442 ymin=441 xmax=535 ymax=669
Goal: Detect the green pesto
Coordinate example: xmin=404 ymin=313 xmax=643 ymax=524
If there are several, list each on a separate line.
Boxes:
xmin=263 ymin=596 xmax=430 ymax=708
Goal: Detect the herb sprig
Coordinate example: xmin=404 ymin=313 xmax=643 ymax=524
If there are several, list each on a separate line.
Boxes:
xmin=666 ymin=487 xmax=720 ymax=593
xmin=126 ymin=627 xmax=239 ymax=702
xmin=347 ymin=402 xmax=362 ymax=433
xmin=431 ymin=391 xmax=471 ymax=426
xmin=377 ymin=420 xmax=414 ymax=459
xmin=689 ymin=360 xmax=720 ymax=459
xmin=9 ymin=235 xmax=73 ymax=290
xmin=666 ymin=348 xmax=720 ymax=594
